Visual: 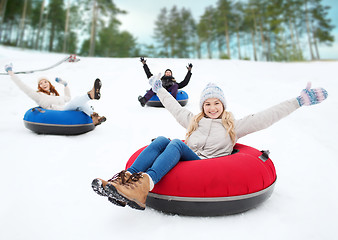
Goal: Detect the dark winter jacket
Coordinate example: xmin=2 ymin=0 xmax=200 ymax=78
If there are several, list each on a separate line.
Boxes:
xmin=143 ymin=64 xmax=192 ymax=89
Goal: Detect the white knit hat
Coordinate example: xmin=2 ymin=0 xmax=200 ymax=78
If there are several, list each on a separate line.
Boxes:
xmin=37 ymin=77 xmax=49 ymax=84
xmin=199 ymin=83 xmax=226 ymax=109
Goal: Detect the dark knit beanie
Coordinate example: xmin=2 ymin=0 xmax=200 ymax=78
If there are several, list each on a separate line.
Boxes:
xmin=165 ymin=69 xmax=172 ymax=75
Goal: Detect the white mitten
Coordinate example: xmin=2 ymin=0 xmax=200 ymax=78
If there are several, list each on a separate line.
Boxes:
xmin=55 ymin=77 xmax=68 ymax=87
xmin=149 ymin=73 xmax=162 ymax=93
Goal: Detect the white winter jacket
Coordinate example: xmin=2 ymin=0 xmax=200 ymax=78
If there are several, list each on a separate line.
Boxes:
xmin=156 ymin=87 xmax=300 ymax=159
xmin=10 ymin=74 xmax=71 ymax=110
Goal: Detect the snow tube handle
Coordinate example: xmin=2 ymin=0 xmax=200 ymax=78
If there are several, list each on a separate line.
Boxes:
xmin=259 ymin=150 xmax=270 ymax=162
xmin=31 ymin=107 xmax=45 ymax=113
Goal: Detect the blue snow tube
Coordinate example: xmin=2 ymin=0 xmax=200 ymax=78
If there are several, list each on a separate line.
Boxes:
xmin=146 ymin=90 xmax=188 ymax=107
xmin=23 ymin=107 xmax=95 ymax=135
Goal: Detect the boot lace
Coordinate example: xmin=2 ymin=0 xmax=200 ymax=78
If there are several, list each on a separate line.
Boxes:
xmin=108 ymin=170 xmax=129 ymax=184
xmin=124 ymin=172 xmax=143 ymax=188
xmin=91 ymin=112 xmax=99 ymax=117
xmin=128 ymin=172 xmax=143 ymax=182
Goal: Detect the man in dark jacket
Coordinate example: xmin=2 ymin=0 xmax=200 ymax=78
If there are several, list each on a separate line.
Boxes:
xmin=138 ymin=57 xmax=193 ymax=107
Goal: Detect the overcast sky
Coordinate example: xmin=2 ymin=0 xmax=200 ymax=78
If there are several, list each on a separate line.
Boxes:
xmin=114 ymin=0 xmax=338 ymax=60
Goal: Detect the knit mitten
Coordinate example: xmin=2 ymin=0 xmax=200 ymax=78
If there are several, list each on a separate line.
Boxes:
xmin=140 ymin=57 xmax=146 ymax=64
xmin=296 ymin=82 xmax=328 ymax=106
xmin=149 ymin=73 xmax=162 ymax=93
xmin=186 ymin=63 xmax=193 ymax=71
xmin=5 ymin=63 xmax=13 ymax=72
xmin=55 ymin=77 xmax=68 ymax=87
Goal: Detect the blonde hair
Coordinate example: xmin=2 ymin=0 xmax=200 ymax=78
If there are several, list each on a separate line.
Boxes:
xmin=185 ymin=109 xmax=236 ymax=146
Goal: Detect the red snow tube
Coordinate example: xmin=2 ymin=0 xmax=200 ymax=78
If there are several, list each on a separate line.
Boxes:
xmin=125 ymin=143 xmax=276 ymax=216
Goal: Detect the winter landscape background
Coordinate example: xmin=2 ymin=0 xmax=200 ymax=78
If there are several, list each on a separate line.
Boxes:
xmin=0 ymin=45 xmax=337 ymax=240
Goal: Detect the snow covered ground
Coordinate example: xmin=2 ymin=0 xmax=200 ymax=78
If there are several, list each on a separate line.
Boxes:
xmin=0 ymin=45 xmax=337 ymax=240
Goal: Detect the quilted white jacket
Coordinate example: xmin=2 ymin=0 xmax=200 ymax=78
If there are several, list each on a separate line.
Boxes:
xmin=156 ymin=87 xmax=300 ymax=159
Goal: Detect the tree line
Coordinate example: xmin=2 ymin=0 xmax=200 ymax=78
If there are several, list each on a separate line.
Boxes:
xmin=0 ymin=0 xmax=335 ymax=61
xmin=0 ymin=0 xmax=139 ymax=57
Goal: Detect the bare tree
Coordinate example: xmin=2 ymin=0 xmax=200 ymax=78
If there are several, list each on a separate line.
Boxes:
xmin=63 ymin=0 xmax=70 ymax=52
xmin=305 ymin=0 xmax=315 ymax=60
xmin=17 ymin=0 xmax=28 ymax=47
xmin=35 ymin=0 xmax=45 ymax=49
xmin=0 ymin=0 xmax=9 ymax=41
xmin=89 ymin=0 xmax=97 ymax=56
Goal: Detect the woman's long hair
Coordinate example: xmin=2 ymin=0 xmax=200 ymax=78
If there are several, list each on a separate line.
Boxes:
xmin=185 ymin=108 xmax=236 ymax=145
xmin=37 ymin=80 xmax=60 ymax=96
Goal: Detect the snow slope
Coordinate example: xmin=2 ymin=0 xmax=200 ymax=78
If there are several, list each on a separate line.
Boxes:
xmin=0 ymin=46 xmax=337 ymax=240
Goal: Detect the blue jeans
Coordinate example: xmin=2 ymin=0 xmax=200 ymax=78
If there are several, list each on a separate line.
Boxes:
xmin=127 ymin=136 xmax=200 ymax=184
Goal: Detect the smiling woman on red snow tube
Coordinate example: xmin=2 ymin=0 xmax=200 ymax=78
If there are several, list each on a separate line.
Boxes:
xmin=125 ymin=143 xmax=276 ymax=216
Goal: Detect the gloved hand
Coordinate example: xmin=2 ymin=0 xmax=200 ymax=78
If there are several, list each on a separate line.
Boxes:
xmin=5 ymin=63 xmax=13 ymax=72
xmin=55 ymin=77 xmax=68 ymax=87
xmin=296 ymin=82 xmax=328 ymax=106
xmin=186 ymin=63 xmax=193 ymax=71
xmin=149 ymin=73 xmax=162 ymax=93
xmin=140 ymin=57 xmax=146 ymax=64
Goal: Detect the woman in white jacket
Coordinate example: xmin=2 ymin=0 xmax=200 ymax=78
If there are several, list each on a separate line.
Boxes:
xmin=92 ymin=74 xmax=328 ymax=210
xmin=5 ymin=64 xmax=106 ymax=126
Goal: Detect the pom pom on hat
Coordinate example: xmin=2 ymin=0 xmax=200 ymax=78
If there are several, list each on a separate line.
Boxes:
xmin=200 ymin=83 xmax=226 ymax=109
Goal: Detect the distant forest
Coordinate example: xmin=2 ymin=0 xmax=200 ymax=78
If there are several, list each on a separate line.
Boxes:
xmin=0 ymin=0 xmax=335 ymax=61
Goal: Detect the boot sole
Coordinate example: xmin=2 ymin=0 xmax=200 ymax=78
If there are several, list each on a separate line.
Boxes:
xmin=99 ymin=116 xmax=106 ymax=124
xmin=138 ymin=96 xmax=146 ymax=107
xmin=108 ymin=197 xmax=127 ymax=207
xmin=93 ymin=116 xmax=106 ymax=126
xmin=105 ymin=184 xmax=145 ymax=210
xmin=94 ymin=78 xmax=102 ymax=100
xmin=91 ymin=178 xmax=108 ymax=197
xmin=91 ymin=179 xmax=126 ymax=207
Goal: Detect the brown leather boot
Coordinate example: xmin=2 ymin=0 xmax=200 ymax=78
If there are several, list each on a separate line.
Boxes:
xmin=91 ymin=112 xmax=106 ymax=126
xmin=105 ymin=172 xmax=150 ymax=210
xmin=88 ymin=78 xmax=102 ymax=100
xmin=91 ymin=170 xmax=132 ymax=207
xmin=92 ymin=170 xmax=131 ymax=196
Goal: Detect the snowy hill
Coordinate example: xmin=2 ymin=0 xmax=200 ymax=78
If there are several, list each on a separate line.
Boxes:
xmin=0 ymin=45 xmax=337 ymax=240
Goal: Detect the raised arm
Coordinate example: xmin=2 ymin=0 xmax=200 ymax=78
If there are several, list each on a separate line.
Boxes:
xmin=235 ymin=82 xmax=328 ymax=139
xmin=177 ymin=63 xmax=192 ymax=89
xmin=55 ymin=77 xmax=71 ymax=102
xmin=235 ymin=98 xmax=300 ymax=139
xmin=149 ymin=73 xmax=194 ymax=129
xmin=5 ymin=64 xmax=71 ymax=108
xmin=140 ymin=57 xmax=153 ymax=79
xmin=7 ymin=69 xmax=42 ymax=103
